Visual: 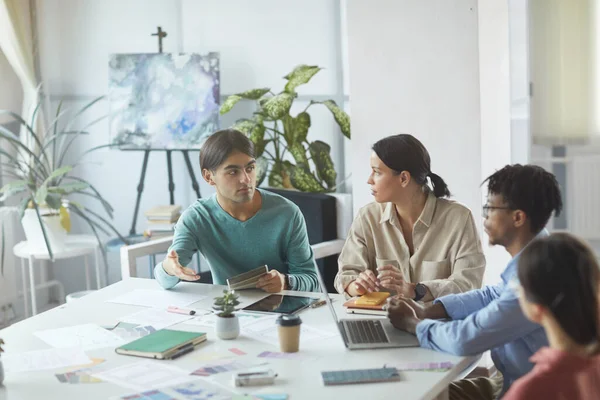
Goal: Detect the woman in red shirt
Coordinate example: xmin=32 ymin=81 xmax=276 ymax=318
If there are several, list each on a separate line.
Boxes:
xmin=504 ymin=232 xmax=600 ymax=400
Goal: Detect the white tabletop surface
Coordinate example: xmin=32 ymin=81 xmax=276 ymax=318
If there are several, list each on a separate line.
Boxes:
xmin=0 ymin=278 xmax=478 ymax=400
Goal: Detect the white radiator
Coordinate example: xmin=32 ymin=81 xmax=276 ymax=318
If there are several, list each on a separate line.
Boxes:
xmin=0 ymin=207 xmax=19 ymax=308
xmin=569 ymin=155 xmax=600 ymax=240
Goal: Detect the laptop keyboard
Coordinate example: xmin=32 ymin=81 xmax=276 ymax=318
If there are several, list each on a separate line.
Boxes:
xmin=344 ymin=320 xmax=389 ymax=344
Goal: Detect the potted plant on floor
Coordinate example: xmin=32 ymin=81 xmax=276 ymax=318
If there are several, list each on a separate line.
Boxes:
xmin=213 ymin=290 xmax=241 ymax=340
xmin=219 ymin=64 xmax=351 ymax=193
xmin=0 ymin=95 xmax=127 ymax=275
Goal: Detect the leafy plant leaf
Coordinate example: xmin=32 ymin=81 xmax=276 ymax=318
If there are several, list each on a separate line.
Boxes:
xmin=322 ymin=100 xmax=351 ymax=139
xmin=290 ymin=163 xmax=327 ymax=193
xmin=255 ymin=156 xmax=268 ymax=187
xmin=282 ymin=112 xmax=310 ymax=145
xmin=232 ymin=117 xmax=267 ymax=157
xmin=262 ymin=93 xmax=294 ymax=120
xmin=59 ymin=205 xmax=71 ymax=232
xmin=268 ymin=161 xmax=294 ymax=189
xmin=309 ymin=140 xmax=337 ymax=189
xmin=288 ymin=143 xmax=308 ymax=165
xmin=0 ymin=185 xmax=28 ymax=202
xmin=220 ymin=95 xmax=242 ymax=115
xmin=48 ymin=182 xmax=90 ymax=195
xmin=0 ymin=180 xmax=30 ymax=193
xmin=45 ymin=194 xmax=62 ymax=210
xmin=34 ymin=185 xmax=48 ymax=206
xmin=284 ymin=65 xmax=322 ymax=93
xmin=237 ymin=88 xmax=270 ymax=100
xmin=268 ymin=162 xmax=285 ymax=188
xmin=41 ymin=165 xmax=72 ymax=189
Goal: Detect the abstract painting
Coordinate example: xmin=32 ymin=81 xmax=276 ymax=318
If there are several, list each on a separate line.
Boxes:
xmin=108 ymin=53 xmax=220 ymax=149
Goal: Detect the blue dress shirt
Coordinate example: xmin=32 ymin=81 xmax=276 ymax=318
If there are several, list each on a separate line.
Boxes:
xmin=416 ymin=231 xmax=549 ymax=395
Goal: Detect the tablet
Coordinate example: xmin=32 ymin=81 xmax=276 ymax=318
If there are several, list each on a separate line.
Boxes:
xmin=242 ymin=294 xmax=319 ymax=315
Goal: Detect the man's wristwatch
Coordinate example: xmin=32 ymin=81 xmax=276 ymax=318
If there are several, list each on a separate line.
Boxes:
xmin=284 ymin=274 xmax=292 ymax=290
xmin=413 ymin=283 xmax=427 ymax=302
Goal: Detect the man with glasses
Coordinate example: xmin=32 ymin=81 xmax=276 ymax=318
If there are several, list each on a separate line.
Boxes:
xmin=386 ymin=164 xmax=563 ymax=400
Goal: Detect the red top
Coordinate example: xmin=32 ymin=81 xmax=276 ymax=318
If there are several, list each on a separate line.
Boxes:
xmin=503 ymin=347 xmax=600 ymax=400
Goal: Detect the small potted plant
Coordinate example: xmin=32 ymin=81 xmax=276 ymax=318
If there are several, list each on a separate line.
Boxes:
xmin=0 ymin=338 xmax=5 ymax=385
xmin=213 ymin=290 xmax=241 ymax=340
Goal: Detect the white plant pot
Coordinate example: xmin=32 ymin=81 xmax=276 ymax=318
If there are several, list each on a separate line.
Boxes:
xmin=215 ymin=315 xmax=240 ymax=340
xmin=21 ymin=208 xmax=67 ymax=253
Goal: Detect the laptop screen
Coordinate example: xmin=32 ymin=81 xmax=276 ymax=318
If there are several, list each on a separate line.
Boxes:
xmin=312 ymin=259 xmax=346 ymax=337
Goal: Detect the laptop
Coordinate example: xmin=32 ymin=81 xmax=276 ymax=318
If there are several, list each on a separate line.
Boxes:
xmin=313 ymin=260 xmax=420 ymax=350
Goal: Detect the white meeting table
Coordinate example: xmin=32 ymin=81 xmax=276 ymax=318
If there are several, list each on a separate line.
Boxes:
xmin=0 ymin=278 xmax=479 ymax=400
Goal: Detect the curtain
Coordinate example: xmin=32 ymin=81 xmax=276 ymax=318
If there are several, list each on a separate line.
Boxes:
xmin=529 ymin=0 xmax=597 ymax=144
xmin=0 ymin=0 xmax=41 ymax=156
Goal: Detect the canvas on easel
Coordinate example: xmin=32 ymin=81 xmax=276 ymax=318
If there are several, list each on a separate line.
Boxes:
xmin=108 ymin=52 xmax=220 ymax=150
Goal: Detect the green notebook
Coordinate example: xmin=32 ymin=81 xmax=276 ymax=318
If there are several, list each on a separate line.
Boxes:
xmin=115 ymin=329 xmax=207 ymax=360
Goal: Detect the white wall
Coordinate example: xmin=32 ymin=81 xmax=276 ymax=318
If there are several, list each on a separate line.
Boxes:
xmin=35 ymin=0 xmax=348 ymax=294
xmin=478 ymin=0 xmax=513 ymax=284
xmin=0 ymin=49 xmax=24 ymax=314
xmin=0 ymin=50 xmax=23 ymax=122
xmin=347 ymin=0 xmax=517 ymax=285
xmin=347 ymin=0 xmax=482 ymax=217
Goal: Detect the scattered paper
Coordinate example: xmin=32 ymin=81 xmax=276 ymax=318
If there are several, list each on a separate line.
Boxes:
xmin=91 ymin=361 xmax=195 ymax=391
xmin=119 ymin=308 xmax=194 ymax=330
xmin=112 ymin=324 xmax=157 ymax=340
xmin=107 ymin=289 xmax=205 ymax=309
xmin=242 ymin=318 xmax=336 ymax=346
xmin=193 ymin=352 xmax=236 ymax=363
xmin=34 ymin=323 xmax=125 ymax=351
xmin=388 ymin=361 xmax=454 ymax=372
xmin=185 ymin=312 xmax=275 ymax=329
xmin=114 ymin=381 xmax=234 ymax=400
xmin=190 ymin=360 xmax=266 ymax=377
xmin=3 ymin=347 xmax=92 ymax=373
xmin=257 ymin=351 xmax=314 ymax=361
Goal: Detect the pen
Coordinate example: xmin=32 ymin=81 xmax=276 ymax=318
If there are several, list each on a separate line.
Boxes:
xmin=310 ymin=300 xmax=327 ymax=308
xmin=170 ymin=343 xmax=195 ymax=360
xmin=167 ymin=306 xmax=196 ymax=315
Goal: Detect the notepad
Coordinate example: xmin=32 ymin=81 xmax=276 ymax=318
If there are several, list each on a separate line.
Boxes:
xmin=227 ymin=265 xmax=269 ymax=290
xmin=115 ymin=329 xmax=206 ymax=360
xmin=354 ymin=292 xmax=390 ymax=306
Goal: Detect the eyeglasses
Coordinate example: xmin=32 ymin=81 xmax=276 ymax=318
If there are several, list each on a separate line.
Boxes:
xmin=482 ymin=205 xmax=512 ymax=219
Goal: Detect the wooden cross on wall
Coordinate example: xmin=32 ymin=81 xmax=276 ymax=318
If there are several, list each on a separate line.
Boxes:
xmin=151 ymin=26 xmax=167 ymax=53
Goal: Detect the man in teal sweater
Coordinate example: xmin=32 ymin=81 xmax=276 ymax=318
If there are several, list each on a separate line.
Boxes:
xmin=154 ymin=129 xmax=318 ymax=292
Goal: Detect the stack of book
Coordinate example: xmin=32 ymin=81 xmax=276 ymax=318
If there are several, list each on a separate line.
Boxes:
xmin=143 ymin=205 xmax=181 ymax=239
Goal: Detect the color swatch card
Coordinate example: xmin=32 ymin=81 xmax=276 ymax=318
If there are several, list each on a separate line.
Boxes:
xmin=114 ymin=380 xmax=234 ymax=400
xmin=190 ymin=361 xmax=266 ymax=377
xmin=55 ymin=357 xmax=106 ymax=384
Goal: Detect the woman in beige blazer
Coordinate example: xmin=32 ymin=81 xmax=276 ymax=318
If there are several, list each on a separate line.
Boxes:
xmin=335 ymin=134 xmax=485 ymax=302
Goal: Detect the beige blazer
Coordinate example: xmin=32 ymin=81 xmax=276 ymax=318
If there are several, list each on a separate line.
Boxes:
xmin=335 ymin=193 xmax=485 ymax=299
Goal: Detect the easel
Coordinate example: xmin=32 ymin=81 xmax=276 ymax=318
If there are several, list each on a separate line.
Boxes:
xmin=127 ymin=27 xmax=202 ymax=236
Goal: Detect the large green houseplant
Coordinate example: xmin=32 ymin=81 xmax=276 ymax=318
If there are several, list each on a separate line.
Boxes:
xmin=0 ymin=96 xmax=126 ymax=274
xmin=219 ymin=65 xmax=351 ymax=193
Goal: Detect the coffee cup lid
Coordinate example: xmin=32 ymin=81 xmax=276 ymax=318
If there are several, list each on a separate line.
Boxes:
xmin=276 ymin=314 xmax=302 ymax=327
